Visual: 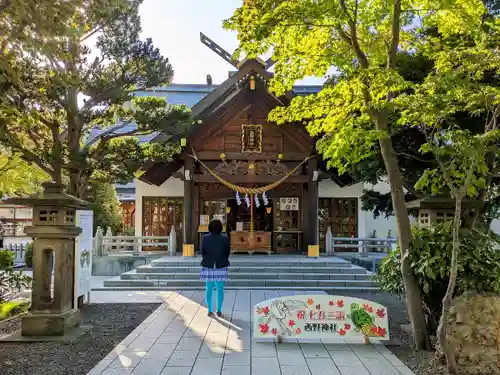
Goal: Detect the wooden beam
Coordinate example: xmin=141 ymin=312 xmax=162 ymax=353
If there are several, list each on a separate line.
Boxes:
xmin=200 ymin=32 xmax=240 ymax=68
xmin=193 ymin=175 xmax=310 ymax=184
xmin=192 ymin=151 xmax=310 ymax=161
xmin=307 ymin=158 xmax=319 ymax=246
xmin=183 ymin=159 xmax=195 ymax=244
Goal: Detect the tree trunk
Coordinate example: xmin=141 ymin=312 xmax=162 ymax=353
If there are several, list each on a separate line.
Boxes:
xmin=378 ymin=133 xmax=432 ymax=350
xmin=437 ymin=196 xmax=461 ymax=374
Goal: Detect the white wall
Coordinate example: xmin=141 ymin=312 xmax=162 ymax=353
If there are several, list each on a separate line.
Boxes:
xmin=363 ymin=182 xmax=399 ymax=238
xmin=134 ymin=171 xmax=184 ymax=236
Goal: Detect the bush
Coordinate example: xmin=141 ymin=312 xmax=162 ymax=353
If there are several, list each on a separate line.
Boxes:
xmin=0 ymin=249 xmax=32 ymax=303
xmin=0 ymin=300 xmax=29 ymax=320
xmin=24 ymin=243 xmax=33 ymax=268
xmin=0 ymin=250 xmax=14 ymax=269
xmin=88 ymin=183 xmax=124 ymax=235
xmin=375 ymin=223 xmax=500 ymax=335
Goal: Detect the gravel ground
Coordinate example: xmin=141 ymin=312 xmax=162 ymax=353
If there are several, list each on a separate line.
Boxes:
xmin=327 ymin=291 xmax=448 ymax=375
xmin=0 ymin=303 xmax=160 ymax=375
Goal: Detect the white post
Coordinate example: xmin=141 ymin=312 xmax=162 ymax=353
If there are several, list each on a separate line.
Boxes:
xmin=94 ymin=227 xmax=103 ymax=256
xmin=132 ymin=237 xmax=139 ymax=256
xmin=169 ymin=226 xmax=176 ymax=256
xmin=358 ymin=239 xmax=364 ymax=253
xmin=325 ymin=227 xmax=333 ymax=256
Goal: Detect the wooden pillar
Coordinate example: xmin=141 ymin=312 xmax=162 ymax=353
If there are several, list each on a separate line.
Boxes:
xmin=307 ymin=158 xmax=319 ymax=246
xmin=183 ymin=159 xmax=195 ymax=245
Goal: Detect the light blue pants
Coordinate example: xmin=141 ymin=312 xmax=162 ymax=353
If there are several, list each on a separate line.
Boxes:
xmin=205 ymin=281 xmax=225 ymax=313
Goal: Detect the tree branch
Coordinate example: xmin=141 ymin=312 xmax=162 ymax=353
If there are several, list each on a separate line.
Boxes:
xmin=388 ymin=0 xmax=402 ymax=69
xmin=339 ymin=0 xmax=369 ymax=68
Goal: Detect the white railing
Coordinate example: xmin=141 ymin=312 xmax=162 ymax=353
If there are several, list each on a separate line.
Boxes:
xmin=325 ymin=227 xmax=397 ymax=255
xmin=2 ymin=242 xmax=28 ymax=264
xmin=93 ymin=226 xmax=177 ymax=256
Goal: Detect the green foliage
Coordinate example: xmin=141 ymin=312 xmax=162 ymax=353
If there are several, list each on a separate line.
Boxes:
xmin=0 ymin=0 xmax=190 ymax=198
xmin=88 ymin=183 xmax=124 ymax=235
xmin=225 ymin=0 xmax=500 ymax=223
xmin=0 ymin=250 xmax=14 ymax=269
xmin=24 ymin=243 xmax=33 ymax=268
xmin=376 ymin=223 xmax=500 ymax=333
xmin=0 ymin=149 xmax=49 ymax=197
xmin=0 ymin=300 xmax=29 ymax=321
xmin=0 ymin=248 xmax=31 ymax=303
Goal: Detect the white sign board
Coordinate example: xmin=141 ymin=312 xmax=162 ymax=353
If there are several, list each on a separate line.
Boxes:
xmin=74 ymin=210 xmax=93 ymax=307
xmin=253 ymin=295 xmax=389 ymax=341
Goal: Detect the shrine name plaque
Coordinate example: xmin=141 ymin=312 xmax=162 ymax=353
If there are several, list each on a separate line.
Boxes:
xmin=253 ymin=295 xmax=389 ymax=341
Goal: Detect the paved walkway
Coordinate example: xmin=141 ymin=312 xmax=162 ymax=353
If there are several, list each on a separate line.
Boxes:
xmin=86 ymin=290 xmax=415 ymax=375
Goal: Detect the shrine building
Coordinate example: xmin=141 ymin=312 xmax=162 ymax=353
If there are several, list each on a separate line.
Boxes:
xmin=131 ymin=34 xmax=396 ymax=254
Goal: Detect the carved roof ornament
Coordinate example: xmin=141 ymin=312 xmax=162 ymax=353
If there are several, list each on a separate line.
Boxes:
xmin=208 ymin=160 xmax=298 ymax=178
xmin=199 ymin=32 xmax=275 ymax=71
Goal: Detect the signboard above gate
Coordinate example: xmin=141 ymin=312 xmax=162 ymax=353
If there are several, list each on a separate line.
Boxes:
xmin=253 ymin=295 xmax=389 ymax=341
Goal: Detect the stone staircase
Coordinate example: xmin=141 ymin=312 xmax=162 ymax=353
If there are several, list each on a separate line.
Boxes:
xmin=94 ymin=255 xmax=377 ymax=291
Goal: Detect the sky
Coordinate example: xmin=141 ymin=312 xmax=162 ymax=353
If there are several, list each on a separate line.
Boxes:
xmin=139 ymin=0 xmax=327 ymax=85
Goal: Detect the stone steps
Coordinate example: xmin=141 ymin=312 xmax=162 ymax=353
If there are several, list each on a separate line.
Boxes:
xmin=97 ymin=256 xmax=378 ymax=292
xmin=135 ymin=266 xmax=367 ymax=274
xmin=121 ymin=271 xmax=372 ymax=280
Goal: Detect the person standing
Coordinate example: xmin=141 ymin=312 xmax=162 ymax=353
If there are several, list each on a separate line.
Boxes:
xmin=200 ymin=219 xmax=230 ymax=317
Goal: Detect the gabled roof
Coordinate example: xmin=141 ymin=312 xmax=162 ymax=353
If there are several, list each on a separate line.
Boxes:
xmin=139 ymin=59 xmax=357 ymax=187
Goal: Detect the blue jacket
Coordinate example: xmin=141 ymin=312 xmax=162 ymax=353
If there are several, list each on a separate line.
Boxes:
xmin=200 ymin=233 xmax=231 ymax=269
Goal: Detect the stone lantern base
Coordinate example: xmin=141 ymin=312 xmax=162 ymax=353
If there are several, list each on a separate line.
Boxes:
xmin=21 ymin=309 xmax=80 ymax=337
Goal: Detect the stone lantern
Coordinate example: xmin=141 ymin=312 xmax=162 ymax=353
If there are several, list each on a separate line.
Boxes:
xmin=406 ymin=196 xmax=482 ymax=228
xmin=4 ymin=182 xmax=88 ymax=338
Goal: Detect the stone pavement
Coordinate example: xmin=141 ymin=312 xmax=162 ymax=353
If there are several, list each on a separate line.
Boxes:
xmin=86 ymin=290 xmax=415 ymax=375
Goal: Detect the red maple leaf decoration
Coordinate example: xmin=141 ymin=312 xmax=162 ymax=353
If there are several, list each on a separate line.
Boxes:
xmin=371 ymin=327 xmax=378 ymax=334
xmin=376 ymin=309 xmax=386 ymax=318
xmin=338 ymin=329 xmax=346 ymax=336
xmin=337 ymin=300 xmax=344 ymax=307
xmin=329 ymin=301 xmax=334 ymax=306
xmin=307 ymin=298 xmax=314 ymax=305
xmin=271 ymin=328 xmax=278 ymax=335
xmin=377 ymin=327 xmax=387 ymax=337
xmin=288 ymin=320 xmax=295 ymax=327
xmin=262 ymin=306 xmax=270 ymax=315
xmin=260 ymin=323 xmax=269 ymax=334
xmin=363 ymin=304 xmax=373 ymax=313
xmin=344 ymin=323 xmax=351 ymax=330
xmin=295 ymin=328 xmax=302 ymax=334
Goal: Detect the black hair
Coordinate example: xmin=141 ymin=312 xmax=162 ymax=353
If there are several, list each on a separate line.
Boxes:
xmin=208 ymin=219 xmax=223 ymax=234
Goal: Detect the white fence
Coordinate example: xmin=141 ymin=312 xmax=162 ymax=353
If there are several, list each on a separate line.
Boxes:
xmin=2 ymin=242 xmax=28 ymax=264
xmin=93 ymin=226 xmax=177 ymax=256
xmin=324 ymin=227 xmax=397 ymax=255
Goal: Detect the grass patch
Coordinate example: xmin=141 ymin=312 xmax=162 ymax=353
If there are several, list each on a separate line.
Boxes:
xmin=0 ymin=300 xmax=29 ymax=321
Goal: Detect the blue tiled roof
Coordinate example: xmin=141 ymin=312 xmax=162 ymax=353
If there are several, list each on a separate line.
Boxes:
xmin=87 ymin=84 xmax=322 ymax=145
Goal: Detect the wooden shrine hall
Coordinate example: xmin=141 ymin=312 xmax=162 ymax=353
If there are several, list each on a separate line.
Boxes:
xmin=139 ymin=34 xmax=356 ymax=254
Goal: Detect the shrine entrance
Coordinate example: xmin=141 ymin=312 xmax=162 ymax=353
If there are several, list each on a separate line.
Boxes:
xmin=197 ymin=183 xmax=305 ymax=255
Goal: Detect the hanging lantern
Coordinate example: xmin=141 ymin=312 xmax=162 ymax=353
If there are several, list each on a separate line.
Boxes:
xmin=266 ymin=207 xmax=272 ymax=214
xmin=249 ymin=76 xmax=256 ymax=90
xmin=226 ymin=207 xmax=231 ymax=214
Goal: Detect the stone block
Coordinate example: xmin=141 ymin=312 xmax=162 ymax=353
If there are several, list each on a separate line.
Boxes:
xmin=21 ymin=309 xmax=80 ymax=337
